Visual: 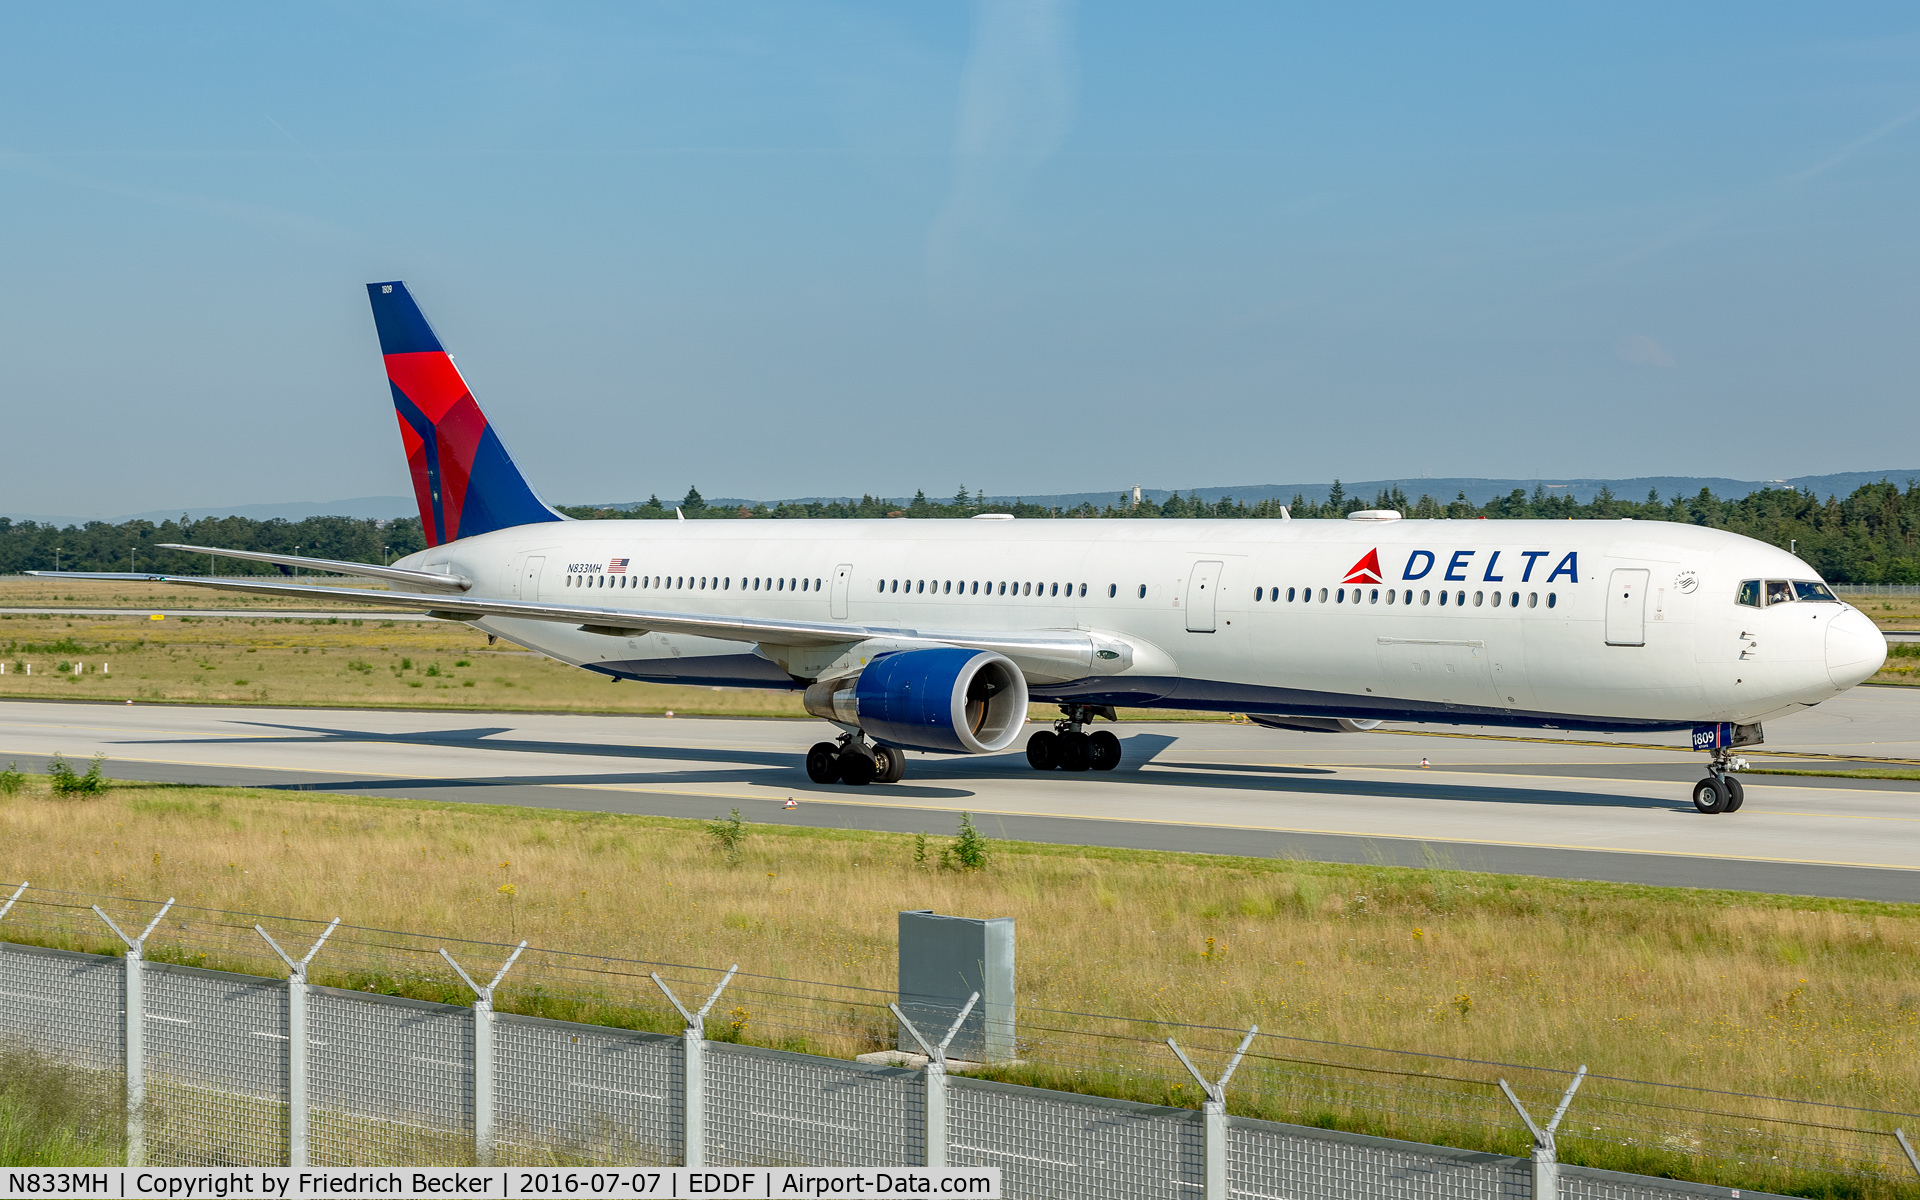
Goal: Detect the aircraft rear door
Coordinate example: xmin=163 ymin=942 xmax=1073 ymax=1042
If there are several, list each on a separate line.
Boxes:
xmin=520 ymin=555 xmax=546 ymax=602
xmin=1185 ymin=561 xmax=1222 ymax=633
xmin=831 ymin=563 xmax=853 ymax=620
xmin=1606 ymin=568 xmax=1650 ymax=646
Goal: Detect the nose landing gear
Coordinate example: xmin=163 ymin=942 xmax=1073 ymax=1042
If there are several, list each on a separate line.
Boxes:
xmin=1027 ymin=705 xmax=1122 ymax=773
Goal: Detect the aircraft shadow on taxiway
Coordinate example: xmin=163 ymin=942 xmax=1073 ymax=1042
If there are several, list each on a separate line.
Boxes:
xmin=96 ymin=722 xmax=1682 ymax=811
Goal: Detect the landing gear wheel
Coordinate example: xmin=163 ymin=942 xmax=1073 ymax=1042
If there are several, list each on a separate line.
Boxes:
xmin=1691 ymin=776 xmax=1729 ymax=814
xmin=1723 ymin=776 xmax=1745 ymax=812
xmin=1055 ymin=731 xmax=1091 ymax=772
xmin=838 ymin=748 xmax=877 ymax=786
xmin=805 ymin=742 xmax=843 ymax=784
xmin=1027 ymin=730 xmax=1058 ymax=770
xmin=1087 ymin=730 xmax=1121 ymax=771
xmin=874 ymin=745 xmax=907 ymax=783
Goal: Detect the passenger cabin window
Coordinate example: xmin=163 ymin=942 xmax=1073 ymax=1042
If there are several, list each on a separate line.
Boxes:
xmin=1736 ymin=580 xmax=1761 ymax=607
xmin=1765 ymin=580 xmax=1794 ymax=606
xmin=1794 ymin=581 xmax=1837 ymax=602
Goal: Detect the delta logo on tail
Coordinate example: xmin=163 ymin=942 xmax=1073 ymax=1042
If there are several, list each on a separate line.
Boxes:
xmin=366 ymin=281 xmax=560 ymax=547
xmin=1342 ymin=550 xmax=1383 ymax=584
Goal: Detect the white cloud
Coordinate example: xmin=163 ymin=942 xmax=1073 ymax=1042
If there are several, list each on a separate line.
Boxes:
xmin=926 ymin=0 xmax=1078 ymax=292
xmin=1615 ymin=334 xmax=1674 ymax=368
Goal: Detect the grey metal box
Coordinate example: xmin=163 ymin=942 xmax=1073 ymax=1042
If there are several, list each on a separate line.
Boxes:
xmin=896 ymin=910 xmax=1014 ymax=1062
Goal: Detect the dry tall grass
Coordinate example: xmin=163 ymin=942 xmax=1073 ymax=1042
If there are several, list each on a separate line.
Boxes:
xmin=4 ymin=775 xmax=1918 ymax=1189
xmin=0 ymin=776 xmax=1912 ymax=1109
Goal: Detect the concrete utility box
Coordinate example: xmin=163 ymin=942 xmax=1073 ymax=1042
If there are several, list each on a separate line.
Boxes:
xmin=897 ymin=910 xmax=1015 ymax=1063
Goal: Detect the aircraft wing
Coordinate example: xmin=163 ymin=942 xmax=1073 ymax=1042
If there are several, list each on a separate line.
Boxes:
xmin=26 ymin=571 xmax=1119 ymax=680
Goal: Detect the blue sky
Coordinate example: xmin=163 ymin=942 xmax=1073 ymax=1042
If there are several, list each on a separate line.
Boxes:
xmin=3 ymin=3 xmax=1917 ymax=516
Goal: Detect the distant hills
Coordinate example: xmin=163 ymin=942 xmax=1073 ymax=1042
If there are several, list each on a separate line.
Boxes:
xmin=8 ymin=470 xmax=1916 ymax=527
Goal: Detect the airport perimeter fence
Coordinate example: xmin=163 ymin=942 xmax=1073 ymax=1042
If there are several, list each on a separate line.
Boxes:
xmin=2 ymin=883 xmax=1918 ymax=1199
xmin=1837 ymin=584 xmax=1920 ymax=597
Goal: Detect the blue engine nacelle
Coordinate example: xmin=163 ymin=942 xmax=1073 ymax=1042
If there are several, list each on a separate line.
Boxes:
xmin=802 ymin=647 xmax=1029 ymax=753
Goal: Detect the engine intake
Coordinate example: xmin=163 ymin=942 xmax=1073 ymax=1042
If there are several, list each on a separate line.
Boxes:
xmin=803 ymin=647 xmax=1028 ymax=754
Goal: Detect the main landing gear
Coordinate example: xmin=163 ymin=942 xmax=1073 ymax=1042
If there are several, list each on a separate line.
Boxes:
xmin=805 ymin=734 xmax=905 ymax=787
xmin=1027 ymin=705 xmax=1122 ymax=773
xmin=1692 ymin=749 xmax=1747 ymax=815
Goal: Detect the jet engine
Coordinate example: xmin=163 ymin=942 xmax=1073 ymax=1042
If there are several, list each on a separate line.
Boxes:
xmin=1249 ymin=715 xmax=1383 ymax=734
xmin=803 ymin=647 xmax=1028 ymax=753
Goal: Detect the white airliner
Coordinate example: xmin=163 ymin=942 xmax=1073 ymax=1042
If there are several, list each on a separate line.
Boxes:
xmin=43 ymin=282 xmax=1887 ymax=814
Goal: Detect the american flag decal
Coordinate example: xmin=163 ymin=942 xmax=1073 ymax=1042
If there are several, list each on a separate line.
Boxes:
xmin=609 ymin=558 xmax=629 ymax=574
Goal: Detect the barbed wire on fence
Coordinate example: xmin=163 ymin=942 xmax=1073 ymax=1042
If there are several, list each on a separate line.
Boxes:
xmin=4 ymin=881 xmax=1918 ymax=1188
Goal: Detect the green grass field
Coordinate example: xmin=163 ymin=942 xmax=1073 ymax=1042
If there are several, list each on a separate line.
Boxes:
xmin=1 ymin=772 xmax=1916 ymax=1189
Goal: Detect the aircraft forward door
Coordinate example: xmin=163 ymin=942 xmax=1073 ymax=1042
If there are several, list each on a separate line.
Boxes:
xmin=830 ymin=563 xmax=853 ymax=620
xmin=519 ymin=555 xmax=546 ymax=602
xmin=1185 ymin=561 xmax=1222 ymax=633
xmin=1606 ymin=568 xmax=1650 ymax=646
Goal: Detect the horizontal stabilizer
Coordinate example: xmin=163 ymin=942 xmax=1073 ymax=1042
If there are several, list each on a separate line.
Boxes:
xmin=155 ymin=543 xmax=470 ymax=591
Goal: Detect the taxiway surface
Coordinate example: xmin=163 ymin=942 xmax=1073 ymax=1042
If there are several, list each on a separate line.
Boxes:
xmin=1 ymin=690 xmax=1916 ymax=901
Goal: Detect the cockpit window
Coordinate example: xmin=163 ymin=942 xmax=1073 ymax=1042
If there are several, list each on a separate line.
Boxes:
xmin=1736 ymin=580 xmax=1761 ymax=608
xmin=1794 ymin=580 xmax=1838 ymax=603
xmin=1764 ymin=580 xmax=1794 ymax=606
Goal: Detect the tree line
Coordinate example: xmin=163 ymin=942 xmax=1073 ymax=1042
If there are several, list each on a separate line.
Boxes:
xmin=7 ymin=477 xmax=1917 ymax=583
xmin=0 ymin=515 xmax=428 ymax=577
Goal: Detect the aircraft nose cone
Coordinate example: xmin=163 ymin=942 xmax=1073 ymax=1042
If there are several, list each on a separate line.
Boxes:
xmin=1827 ymin=608 xmax=1887 ymax=689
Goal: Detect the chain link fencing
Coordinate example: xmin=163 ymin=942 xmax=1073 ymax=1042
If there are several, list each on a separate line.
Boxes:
xmin=1 ymin=883 xmax=1915 ymax=1197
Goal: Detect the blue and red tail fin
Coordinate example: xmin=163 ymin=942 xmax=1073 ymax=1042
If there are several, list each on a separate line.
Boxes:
xmin=367 ymin=281 xmax=563 ymax=547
